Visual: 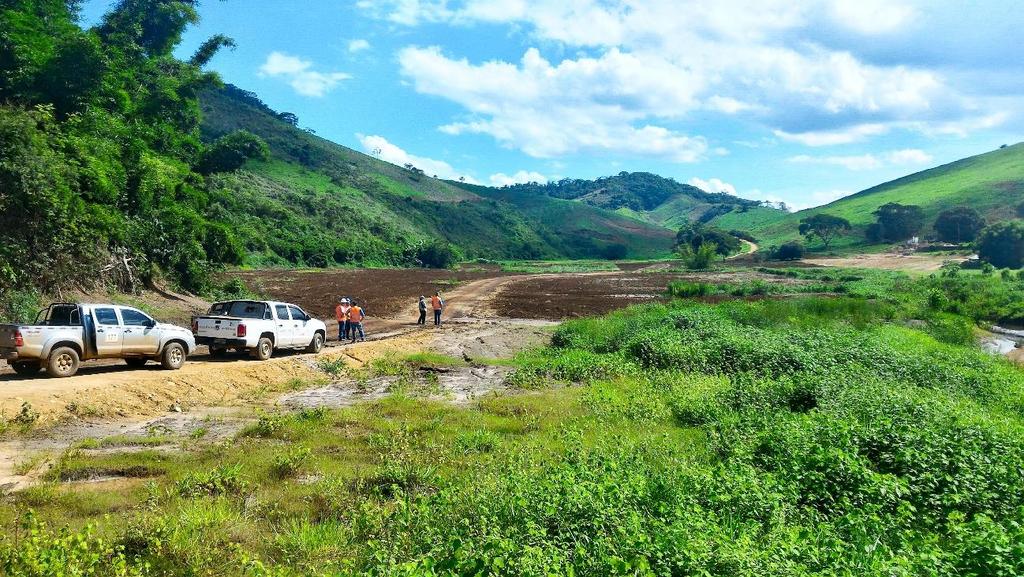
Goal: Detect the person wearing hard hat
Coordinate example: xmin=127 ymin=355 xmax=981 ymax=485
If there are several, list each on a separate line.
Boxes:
xmin=431 ymin=291 xmax=444 ymax=327
xmin=335 ymin=298 xmax=351 ymax=341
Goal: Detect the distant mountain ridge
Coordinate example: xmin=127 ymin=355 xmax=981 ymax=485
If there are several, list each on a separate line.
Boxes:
xmin=712 ymin=143 xmax=1024 ymax=250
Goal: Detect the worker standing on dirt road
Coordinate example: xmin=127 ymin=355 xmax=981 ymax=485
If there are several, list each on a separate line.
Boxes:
xmin=417 ymin=296 xmax=427 ymax=325
xmin=431 ymin=291 xmax=444 ymax=327
xmin=348 ymin=300 xmax=366 ymax=343
xmin=340 ymin=298 xmax=353 ymax=340
xmin=334 ymin=298 xmax=349 ymax=341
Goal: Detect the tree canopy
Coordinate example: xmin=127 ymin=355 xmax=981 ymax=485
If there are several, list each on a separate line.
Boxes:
xmin=977 ymin=221 xmax=1024 ymax=269
xmin=798 ymin=214 xmax=851 ymax=249
xmin=934 ymin=207 xmax=986 ymax=244
xmin=868 ymin=203 xmax=925 ymax=242
xmin=675 ymin=223 xmax=741 ymax=256
xmin=0 ymin=0 xmax=266 ymax=304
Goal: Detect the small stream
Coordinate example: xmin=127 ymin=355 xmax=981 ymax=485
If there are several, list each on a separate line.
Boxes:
xmin=980 ymin=326 xmax=1024 ymax=356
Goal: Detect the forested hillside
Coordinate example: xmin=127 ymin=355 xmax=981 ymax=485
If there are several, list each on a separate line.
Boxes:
xmin=499 ymin=172 xmax=763 ymax=229
xmin=0 ymin=0 xmax=266 ymax=307
xmin=199 ymin=85 xmax=677 ymax=266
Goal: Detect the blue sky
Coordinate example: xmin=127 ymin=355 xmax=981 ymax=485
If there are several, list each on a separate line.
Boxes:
xmin=82 ymin=1 xmax=1024 ymax=210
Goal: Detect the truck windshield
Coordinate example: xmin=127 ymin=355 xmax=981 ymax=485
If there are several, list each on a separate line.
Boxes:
xmin=38 ymin=305 xmax=80 ymax=326
xmin=209 ymin=301 xmax=267 ymax=319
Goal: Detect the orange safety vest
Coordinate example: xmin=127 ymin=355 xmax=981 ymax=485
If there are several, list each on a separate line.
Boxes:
xmin=349 ymin=306 xmax=364 ymax=323
xmin=431 ymin=295 xmax=443 ymax=310
xmin=336 ymin=304 xmax=348 ymax=321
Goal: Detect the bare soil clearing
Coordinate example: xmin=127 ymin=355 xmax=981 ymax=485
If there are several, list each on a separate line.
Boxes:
xmin=804 ymin=252 xmax=956 ymax=273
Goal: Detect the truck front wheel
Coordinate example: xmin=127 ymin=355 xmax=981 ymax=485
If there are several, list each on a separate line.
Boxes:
xmin=251 ymin=337 xmax=273 ymax=361
xmin=161 ymin=343 xmax=186 ymax=370
xmin=11 ymin=361 xmax=41 ymax=376
xmin=47 ymin=347 xmax=80 ymax=378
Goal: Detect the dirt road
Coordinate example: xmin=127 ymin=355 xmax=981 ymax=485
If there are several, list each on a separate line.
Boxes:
xmin=0 ymin=273 xmax=542 ymax=425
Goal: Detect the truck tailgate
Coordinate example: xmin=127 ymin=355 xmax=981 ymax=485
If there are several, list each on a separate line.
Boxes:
xmin=196 ymin=316 xmax=242 ymax=339
xmin=0 ymin=324 xmax=19 ymax=349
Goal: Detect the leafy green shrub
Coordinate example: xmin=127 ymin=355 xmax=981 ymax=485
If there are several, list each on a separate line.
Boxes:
xmin=0 ymin=513 xmax=146 ymax=577
xmin=176 ymin=464 xmax=247 ymax=497
xmin=667 ymin=281 xmax=714 ymax=298
xmin=271 ymin=447 xmax=311 ymax=479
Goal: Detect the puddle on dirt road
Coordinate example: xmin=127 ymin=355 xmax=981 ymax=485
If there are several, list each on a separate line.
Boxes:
xmin=281 ymin=366 xmax=512 ymax=409
xmin=981 ymin=326 xmax=1024 ymax=357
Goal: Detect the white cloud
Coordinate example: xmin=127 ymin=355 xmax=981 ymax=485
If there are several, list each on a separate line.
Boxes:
xmin=259 ymin=52 xmax=350 ymax=97
xmin=829 ymin=0 xmax=916 ymax=35
xmin=489 ymin=170 xmax=548 ymax=186
xmin=688 ymin=177 xmax=737 ymax=196
xmin=368 ymin=0 xmax=1009 ymax=152
xmin=788 ymin=153 xmax=882 ymax=171
xmin=348 ymin=39 xmax=371 ymax=53
xmin=773 ymin=123 xmax=892 ymax=146
xmin=788 ymin=148 xmax=933 ymax=171
xmin=357 ymin=134 xmax=480 ymax=184
xmin=401 ymin=46 xmax=708 ymax=162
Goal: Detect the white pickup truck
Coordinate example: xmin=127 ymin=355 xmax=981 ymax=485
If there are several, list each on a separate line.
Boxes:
xmin=193 ymin=300 xmax=326 ymax=360
xmin=0 ymin=303 xmax=197 ymax=377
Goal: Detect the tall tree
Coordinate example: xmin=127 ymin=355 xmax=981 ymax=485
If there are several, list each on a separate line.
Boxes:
xmin=934 ymin=207 xmax=986 ymax=244
xmin=871 ymin=202 xmax=925 ymax=242
xmin=798 ymin=213 xmax=851 ymax=249
xmin=977 ymin=221 xmax=1024 ymax=269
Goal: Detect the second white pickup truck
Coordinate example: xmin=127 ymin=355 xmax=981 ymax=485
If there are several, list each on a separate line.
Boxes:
xmin=193 ymin=300 xmax=326 ymax=360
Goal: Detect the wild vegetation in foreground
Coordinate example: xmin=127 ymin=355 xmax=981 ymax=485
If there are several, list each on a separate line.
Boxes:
xmin=3 ymin=272 xmax=1024 ymax=575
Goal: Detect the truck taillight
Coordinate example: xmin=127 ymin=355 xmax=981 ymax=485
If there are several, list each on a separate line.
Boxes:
xmin=236 ymin=324 xmax=247 ymax=338
xmin=191 ymin=320 xmax=198 ymax=334
xmin=13 ymin=331 xmax=23 ymax=347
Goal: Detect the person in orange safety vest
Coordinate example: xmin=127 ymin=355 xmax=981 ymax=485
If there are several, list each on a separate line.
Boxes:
xmin=348 ymin=300 xmax=365 ymax=343
xmin=431 ymin=292 xmax=444 ymax=327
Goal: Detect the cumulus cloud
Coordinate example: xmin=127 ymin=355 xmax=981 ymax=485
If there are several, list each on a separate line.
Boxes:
xmin=348 ymin=39 xmax=371 ymax=53
xmin=401 ymin=46 xmax=708 ymax=162
xmin=259 ymin=52 xmax=350 ymax=97
xmin=367 ymin=0 xmax=1010 ymax=153
xmin=489 ymin=170 xmax=548 ymax=186
xmin=357 ymin=134 xmax=479 ymax=184
xmin=688 ymin=177 xmax=738 ymax=196
xmin=788 ymin=148 xmax=933 ymax=171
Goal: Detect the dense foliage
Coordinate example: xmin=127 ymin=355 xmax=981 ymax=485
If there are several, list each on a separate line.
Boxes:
xmin=798 ymin=213 xmax=851 ymax=249
xmin=934 ymin=206 xmax=986 ymax=244
xmin=0 ymin=0 xmax=264 ymax=308
xmin=675 ymin=222 xmax=741 ymax=256
xmin=498 ymin=171 xmax=759 ymax=213
xmin=868 ymin=202 xmax=925 ymax=242
xmin=977 ymin=220 xmax=1024 ymax=269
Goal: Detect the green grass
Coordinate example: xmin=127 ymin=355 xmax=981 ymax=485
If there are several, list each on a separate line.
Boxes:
xmin=499 ymin=259 xmax=619 ymax=273
xmin=5 ymin=283 xmax=1024 ymax=575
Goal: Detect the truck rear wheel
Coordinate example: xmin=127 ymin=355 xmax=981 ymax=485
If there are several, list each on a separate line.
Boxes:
xmin=46 ymin=347 xmax=80 ymax=378
xmin=306 ymin=332 xmax=324 ymax=353
xmin=11 ymin=361 xmax=41 ymax=376
xmin=209 ymin=346 xmax=227 ymax=358
xmin=251 ymin=337 xmax=273 ymax=361
xmin=161 ymin=342 xmax=186 ymax=370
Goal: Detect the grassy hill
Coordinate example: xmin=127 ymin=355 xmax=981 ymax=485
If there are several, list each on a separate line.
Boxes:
xmin=714 ymin=143 xmax=1024 ymax=250
xmin=200 ymin=85 xmax=676 ymax=263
